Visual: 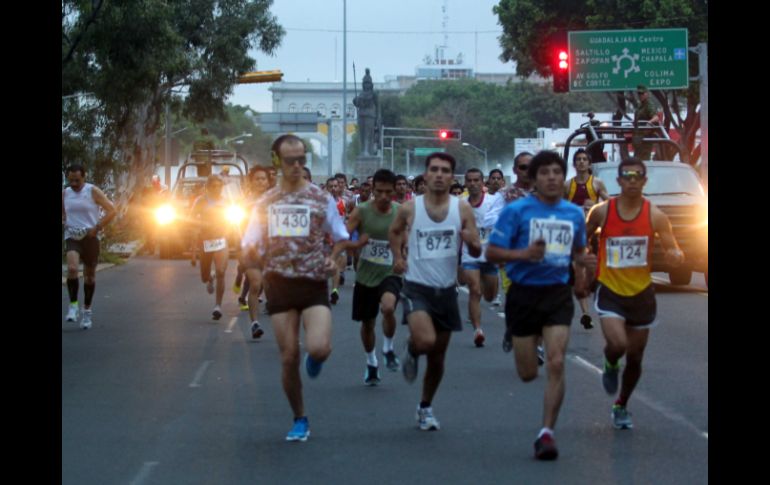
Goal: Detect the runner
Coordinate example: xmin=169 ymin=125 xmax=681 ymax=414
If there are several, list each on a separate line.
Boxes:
xmin=62 ymin=164 xmax=117 ymax=329
xmin=487 ymin=150 xmax=595 ymax=460
xmin=389 ymin=152 xmax=481 ymax=431
xmin=346 ymin=169 xmax=402 ymax=384
xmin=190 ymin=175 xmax=231 ymax=320
xmin=585 ymin=157 xmax=684 ymax=430
xmin=241 ymin=134 xmax=365 ymax=441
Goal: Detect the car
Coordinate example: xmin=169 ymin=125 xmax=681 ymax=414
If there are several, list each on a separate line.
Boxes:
xmin=155 ymin=151 xmax=249 ymax=259
xmin=563 ymin=117 xmax=708 ymax=286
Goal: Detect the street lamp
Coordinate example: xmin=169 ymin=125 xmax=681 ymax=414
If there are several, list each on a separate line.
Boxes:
xmin=225 ymin=133 xmax=253 ymax=145
xmin=462 ymin=142 xmax=488 ymax=174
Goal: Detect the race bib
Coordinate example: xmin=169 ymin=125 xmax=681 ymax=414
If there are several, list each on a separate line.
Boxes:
xmin=203 ymin=237 xmax=227 ymax=253
xmin=529 ymin=218 xmax=574 ymax=258
xmin=416 ymin=228 xmax=457 ymax=260
xmin=361 ymin=239 xmax=393 ymax=266
xmin=268 ymin=204 xmax=311 ymax=238
xmin=606 ymin=236 xmax=648 ymax=268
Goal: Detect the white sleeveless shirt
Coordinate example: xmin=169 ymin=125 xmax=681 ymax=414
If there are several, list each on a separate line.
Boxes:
xmin=63 ymin=183 xmax=100 ymax=240
xmin=405 ymin=195 xmax=462 ymax=288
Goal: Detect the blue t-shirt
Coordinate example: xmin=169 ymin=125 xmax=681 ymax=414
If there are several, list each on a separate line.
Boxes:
xmin=488 ymin=196 xmax=587 ymax=286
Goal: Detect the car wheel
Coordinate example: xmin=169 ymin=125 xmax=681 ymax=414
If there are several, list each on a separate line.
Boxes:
xmin=668 ymin=268 xmax=692 ymax=286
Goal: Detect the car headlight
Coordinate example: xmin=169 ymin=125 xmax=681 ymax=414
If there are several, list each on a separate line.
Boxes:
xmin=225 ymin=205 xmax=246 ymax=224
xmin=155 ymin=204 xmax=176 ymax=225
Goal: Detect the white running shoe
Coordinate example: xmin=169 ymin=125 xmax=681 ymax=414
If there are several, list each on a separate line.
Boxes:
xmin=80 ymin=309 xmax=92 ymax=329
xmin=66 ymin=305 xmax=79 ymax=322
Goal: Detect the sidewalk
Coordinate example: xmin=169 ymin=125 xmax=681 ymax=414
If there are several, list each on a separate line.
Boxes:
xmin=61 ymin=240 xmax=142 ymax=285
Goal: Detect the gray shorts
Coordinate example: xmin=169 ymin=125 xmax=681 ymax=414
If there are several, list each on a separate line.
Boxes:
xmin=400 ymin=281 xmax=462 ymax=332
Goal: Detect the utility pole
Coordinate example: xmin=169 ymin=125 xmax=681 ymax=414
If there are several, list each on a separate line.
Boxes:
xmin=341 ymin=0 xmax=347 ymax=174
xmin=164 ymin=102 xmax=171 ymax=188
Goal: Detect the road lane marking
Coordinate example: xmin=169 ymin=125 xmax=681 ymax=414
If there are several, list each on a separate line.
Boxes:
xmin=129 ymin=461 xmax=159 ymax=485
xmin=189 ymin=360 xmax=213 ymax=388
xmin=224 ymin=317 xmax=238 ymax=333
xmin=569 ymin=355 xmax=707 ymax=440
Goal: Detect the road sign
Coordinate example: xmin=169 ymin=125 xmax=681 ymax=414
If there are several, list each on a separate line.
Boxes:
xmin=414 ymin=147 xmax=445 ymax=156
xmin=254 ymin=113 xmax=319 ymax=133
xmin=568 ymin=29 xmax=689 ymax=91
xmin=514 ymin=138 xmax=543 ymax=156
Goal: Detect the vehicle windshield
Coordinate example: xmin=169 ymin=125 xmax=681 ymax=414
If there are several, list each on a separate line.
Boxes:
xmin=174 ymin=178 xmax=243 ymax=204
xmin=594 ymin=165 xmax=705 ymax=197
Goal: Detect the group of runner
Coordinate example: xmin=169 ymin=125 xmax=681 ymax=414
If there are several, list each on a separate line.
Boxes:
xmin=63 ymin=134 xmax=684 ymax=459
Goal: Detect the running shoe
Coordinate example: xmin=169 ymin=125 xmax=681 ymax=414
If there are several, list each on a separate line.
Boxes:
xmin=305 ymin=354 xmax=323 ymax=379
xmin=602 ymin=360 xmax=620 ymax=395
xmin=330 ymin=289 xmax=340 ymax=305
xmin=502 ymin=329 xmax=512 ymax=353
xmin=212 ymin=305 xmax=223 ymax=321
xmin=534 ymin=433 xmax=558 ymax=460
xmin=401 ymin=340 xmax=418 ymax=384
xmin=384 ymin=351 xmax=400 ymax=371
xmin=474 ymin=328 xmax=486 ymax=347
xmin=364 ymin=365 xmax=381 ymax=386
xmin=66 ymin=304 xmax=79 ymax=322
xmin=416 ymin=405 xmax=440 ymax=431
xmin=537 ymin=345 xmax=545 ymax=366
xmin=80 ymin=309 xmax=92 ymax=329
xmin=251 ymin=321 xmax=264 ymax=339
xmin=612 ymin=404 xmax=633 ymax=429
xmin=285 ymin=416 xmax=310 ymax=442
xmin=232 ymin=284 xmax=241 ymax=295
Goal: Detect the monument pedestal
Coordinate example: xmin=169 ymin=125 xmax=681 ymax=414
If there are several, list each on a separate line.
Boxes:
xmin=354 ymin=155 xmax=381 ymax=179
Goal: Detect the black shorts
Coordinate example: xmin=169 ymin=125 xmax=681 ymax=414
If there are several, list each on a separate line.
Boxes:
xmin=400 ymin=281 xmax=461 ymax=332
xmin=264 ymin=273 xmax=330 ymax=315
xmin=505 ymin=282 xmax=574 ymax=337
xmin=65 ymin=236 xmax=100 ymax=267
xmin=352 ymin=276 xmax=403 ymax=322
xmin=594 ymin=283 xmax=657 ymax=328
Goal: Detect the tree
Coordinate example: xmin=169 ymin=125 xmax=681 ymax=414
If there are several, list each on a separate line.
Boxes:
xmin=493 ymin=0 xmax=708 ymax=164
xmin=62 ymin=0 xmax=284 ymax=212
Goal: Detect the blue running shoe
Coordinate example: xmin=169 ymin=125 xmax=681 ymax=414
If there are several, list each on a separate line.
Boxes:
xmin=305 ymin=354 xmax=323 ymax=379
xmin=286 ymin=416 xmax=310 ymax=441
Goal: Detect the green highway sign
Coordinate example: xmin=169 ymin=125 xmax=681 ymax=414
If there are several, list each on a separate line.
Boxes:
xmin=414 ymin=147 xmax=445 ymax=156
xmin=568 ymin=29 xmax=689 ymax=91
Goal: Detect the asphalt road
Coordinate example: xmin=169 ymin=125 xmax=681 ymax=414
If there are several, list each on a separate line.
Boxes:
xmin=62 ymin=257 xmax=708 ymax=485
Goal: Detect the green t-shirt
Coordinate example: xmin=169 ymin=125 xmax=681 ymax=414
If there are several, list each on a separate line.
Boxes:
xmin=355 ymin=201 xmax=400 ymax=287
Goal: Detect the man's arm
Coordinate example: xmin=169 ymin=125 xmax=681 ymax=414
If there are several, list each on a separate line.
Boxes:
xmin=651 ymin=204 xmax=684 ymax=266
xmin=89 ymin=186 xmax=117 ymax=236
xmin=593 ymin=177 xmax=610 ymax=201
xmin=388 ymin=201 xmax=413 ymax=275
xmin=458 ymin=200 xmax=481 ymax=258
xmin=345 ymin=206 xmax=362 ymax=235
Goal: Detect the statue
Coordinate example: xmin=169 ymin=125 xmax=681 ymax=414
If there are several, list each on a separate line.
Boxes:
xmin=352 ymin=68 xmax=380 ymax=156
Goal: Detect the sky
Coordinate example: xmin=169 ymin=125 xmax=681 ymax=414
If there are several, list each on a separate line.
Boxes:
xmin=227 ymin=0 xmax=514 ymax=113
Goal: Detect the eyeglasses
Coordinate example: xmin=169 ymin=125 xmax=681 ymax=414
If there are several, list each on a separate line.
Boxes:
xmin=620 ymin=170 xmax=645 ymax=181
xmin=517 ymin=164 xmax=529 ymax=171
xmin=282 ymin=156 xmax=307 ymax=165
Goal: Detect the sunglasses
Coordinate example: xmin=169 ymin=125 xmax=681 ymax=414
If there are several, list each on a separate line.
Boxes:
xmin=283 ymin=156 xmax=307 ymax=165
xmin=620 ymin=170 xmax=645 ymax=180
xmin=517 ymin=164 xmax=529 ymax=171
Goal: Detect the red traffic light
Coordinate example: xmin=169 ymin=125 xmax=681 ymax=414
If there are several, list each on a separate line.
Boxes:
xmin=437 ymin=129 xmax=460 ymax=140
xmin=558 ymin=51 xmax=568 ymax=70
xmin=553 ymin=49 xmax=569 ymax=93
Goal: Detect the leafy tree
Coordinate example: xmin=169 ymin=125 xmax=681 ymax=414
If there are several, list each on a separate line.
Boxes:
xmin=62 ymin=0 xmax=284 ymax=211
xmin=493 ymin=0 xmax=708 ymax=164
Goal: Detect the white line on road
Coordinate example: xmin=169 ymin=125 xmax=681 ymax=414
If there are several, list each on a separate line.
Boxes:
xmin=224 ymin=317 xmax=238 ymax=333
xmin=569 ymin=355 xmax=708 ymax=440
xmin=129 ymin=461 xmax=159 ymax=485
xmin=189 ymin=360 xmax=213 ymax=388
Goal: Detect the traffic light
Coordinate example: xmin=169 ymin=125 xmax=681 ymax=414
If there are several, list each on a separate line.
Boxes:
xmin=553 ymin=50 xmax=569 ymax=93
xmin=437 ymin=129 xmax=461 ymax=141
xmin=237 ymin=70 xmax=284 ymax=84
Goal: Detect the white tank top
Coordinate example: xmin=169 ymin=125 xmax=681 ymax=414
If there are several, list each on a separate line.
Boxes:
xmin=63 ymin=184 xmax=100 ymax=240
xmin=461 ymin=192 xmax=498 ymax=264
xmin=406 ymin=195 xmax=462 ymax=288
